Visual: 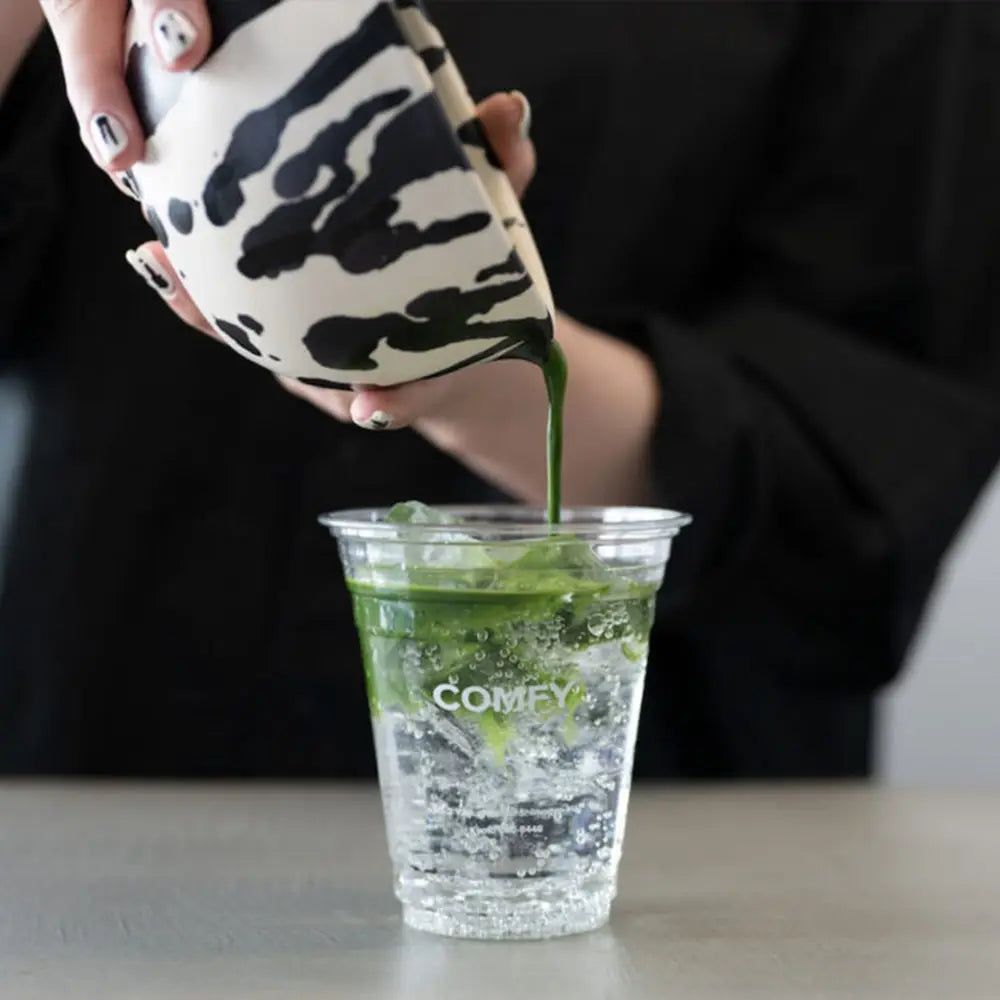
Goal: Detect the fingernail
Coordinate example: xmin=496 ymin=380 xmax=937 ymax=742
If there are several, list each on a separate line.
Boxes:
xmin=355 ymin=409 xmax=396 ymax=431
xmin=152 ymin=9 xmax=199 ymax=65
xmin=114 ymin=170 xmax=142 ymax=201
xmin=89 ymin=112 xmax=128 ymax=165
xmin=125 ymin=248 xmax=176 ymax=300
xmin=510 ymin=90 xmax=532 ymax=141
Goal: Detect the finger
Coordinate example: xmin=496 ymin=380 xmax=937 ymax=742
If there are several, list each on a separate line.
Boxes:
xmin=348 ymin=377 xmax=456 ymax=432
xmin=123 ymin=241 xmax=218 ymax=339
xmin=109 ymin=168 xmax=143 ymax=202
xmin=276 ymin=377 xmax=356 ymax=424
xmin=477 ymin=91 xmax=536 ymax=199
xmin=136 ymin=0 xmax=212 ymax=72
xmin=120 ymin=243 xmax=359 ymax=423
xmin=41 ymin=0 xmax=141 ymax=171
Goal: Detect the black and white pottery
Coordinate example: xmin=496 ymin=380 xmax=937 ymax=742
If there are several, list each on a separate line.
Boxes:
xmin=124 ymin=0 xmax=555 ymax=387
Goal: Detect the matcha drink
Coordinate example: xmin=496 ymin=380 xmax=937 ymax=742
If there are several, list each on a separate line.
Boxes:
xmin=322 ymin=343 xmax=689 ymax=939
xmin=324 ymin=498 xmax=688 ymax=940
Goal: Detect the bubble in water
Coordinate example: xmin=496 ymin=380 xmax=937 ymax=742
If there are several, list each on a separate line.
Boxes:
xmin=586 ymin=612 xmax=609 ymax=637
xmin=369 ymin=631 xmax=645 ymax=934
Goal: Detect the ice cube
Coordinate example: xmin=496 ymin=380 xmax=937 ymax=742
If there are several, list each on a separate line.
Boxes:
xmin=408 ymin=532 xmax=496 ymax=571
xmin=386 ymin=501 xmax=463 ymax=526
xmin=383 ymin=502 xmax=497 ymax=572
xmin=426 ymin=709 xmax=480 ymax=760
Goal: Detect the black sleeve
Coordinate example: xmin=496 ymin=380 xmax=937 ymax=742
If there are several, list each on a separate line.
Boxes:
xmin=0 ymin=32 xmax=69 ymax=361
xmin=632 ymin=2 xmax=1000 ymax=693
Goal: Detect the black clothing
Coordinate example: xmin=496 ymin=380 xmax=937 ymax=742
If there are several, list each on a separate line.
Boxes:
xmin=1 ymin=2 xmax=998 ymax=778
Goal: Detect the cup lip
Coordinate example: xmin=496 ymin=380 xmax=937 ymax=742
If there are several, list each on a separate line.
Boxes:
xmin=318 ymin=504 xmax=692 ymax=540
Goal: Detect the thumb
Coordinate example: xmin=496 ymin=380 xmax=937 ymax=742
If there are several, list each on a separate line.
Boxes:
xmin=348 ymin=378 xmax=454 ymax=431
xmin=476 ymin=91 xmax=536 ymax=200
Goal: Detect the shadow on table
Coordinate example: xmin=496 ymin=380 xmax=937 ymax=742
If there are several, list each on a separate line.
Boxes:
xmin=384 ymin=925 xmax=635 ymax=997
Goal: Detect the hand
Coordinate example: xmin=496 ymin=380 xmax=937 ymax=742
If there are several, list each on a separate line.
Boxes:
xmin=119 ymin=82 xmax=655 ymax=509
xmin=40 ymin=0 xmax=211 ymax=191
xmin=40 ymin=0 xmax=539 ymax=434
xmin=41 ymin=1 xmax=658 ymax=509
xmin=276 ymin=90 xmax=538 ymax=430
xmin=124 ymin=89 xmax=539 ymax=426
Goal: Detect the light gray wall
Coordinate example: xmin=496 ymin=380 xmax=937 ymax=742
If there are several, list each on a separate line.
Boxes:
xmin=0 ymin=375 xmax=31 ymax=596
xmin=880 ymin=468 xmax=1000 ymax=788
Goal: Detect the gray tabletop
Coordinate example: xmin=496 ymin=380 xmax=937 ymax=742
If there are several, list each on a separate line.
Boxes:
xmin=1 ymin=784 xmax=998 ymax=999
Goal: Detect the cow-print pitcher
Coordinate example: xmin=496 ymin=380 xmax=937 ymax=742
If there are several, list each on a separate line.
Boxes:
xmin=123 ymin=0 xmax=555 ymax=387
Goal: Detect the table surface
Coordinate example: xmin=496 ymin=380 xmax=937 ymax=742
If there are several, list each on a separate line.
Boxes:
xmin=1 ymin=784 xmax=998 ymax=1000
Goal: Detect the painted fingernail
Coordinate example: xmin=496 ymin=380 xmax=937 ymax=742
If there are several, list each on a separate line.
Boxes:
xmin=89 ymin=113 xmax=128 ymax=165
xmin=510 ymin=90 xmax=532 ymax=141
xmin=114 ymin=170 xmax=142 ymax=201
xmin=125 ymin=248 xmax=177 ymax=300
xmin=152 ymin=9 xmax=199 ymax=65
xmin=355 ymin=409 xmax=396 ymax=431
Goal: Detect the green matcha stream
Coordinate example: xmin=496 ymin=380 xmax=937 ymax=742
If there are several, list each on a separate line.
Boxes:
xmin=541 ymin=341 xmax=568 ymax=526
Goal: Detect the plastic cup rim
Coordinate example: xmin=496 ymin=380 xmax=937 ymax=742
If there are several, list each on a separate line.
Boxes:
xmin=318 ymin=504 xmax=692 ymax=541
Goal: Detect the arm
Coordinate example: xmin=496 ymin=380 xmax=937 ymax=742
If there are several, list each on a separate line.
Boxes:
xmin=352 ymin=0 xmax=1000 ymax=693
xmin=2 ymin=1 xmax=211 ymax=359
xmin=378 ymin=311 xmax=660 ymax=510
xmin=0 ymin=1 xmax=41 ymax=102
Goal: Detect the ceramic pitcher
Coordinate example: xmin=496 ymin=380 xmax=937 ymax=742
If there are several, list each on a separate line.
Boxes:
xmin=123 ymin=0 xmax=555 ymax=388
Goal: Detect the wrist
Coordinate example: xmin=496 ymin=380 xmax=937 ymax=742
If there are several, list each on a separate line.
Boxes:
xmin=413 ymin=315 xmax=583 ymax=455
xmin=413 ymin=350 xmax=549 ymax=462
xmin=412 ymin=313 xmax=661 ymax=509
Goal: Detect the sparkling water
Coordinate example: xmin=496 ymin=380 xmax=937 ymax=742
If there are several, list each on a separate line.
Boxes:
xmin=365 ymin=599 xmax=649 ymax=940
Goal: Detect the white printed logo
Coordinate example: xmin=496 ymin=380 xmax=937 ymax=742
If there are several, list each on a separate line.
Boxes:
xmin=432 ymin=682 xmax=579 ymax=714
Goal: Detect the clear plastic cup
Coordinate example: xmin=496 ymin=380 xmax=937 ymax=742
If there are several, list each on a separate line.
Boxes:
xmin=321 ymin=505 xmax=690 ymax=940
